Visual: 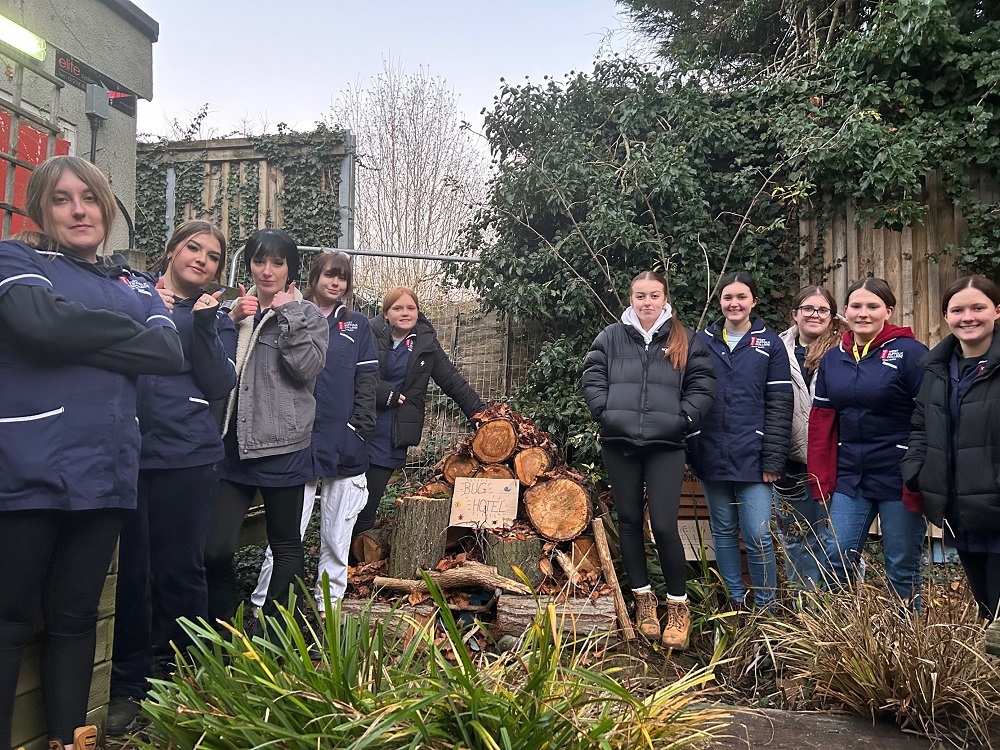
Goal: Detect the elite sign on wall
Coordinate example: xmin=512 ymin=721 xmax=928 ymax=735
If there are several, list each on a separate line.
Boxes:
xmin=53 ymin=47 xmax=137 ymax=117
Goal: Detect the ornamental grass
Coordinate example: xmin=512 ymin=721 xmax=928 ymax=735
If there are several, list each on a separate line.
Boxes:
xmin=138 ymin=580 xmax=729 ymax=750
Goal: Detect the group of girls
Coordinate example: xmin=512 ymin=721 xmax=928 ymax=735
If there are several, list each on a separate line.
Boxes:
xmin=586 ymin=268 xmax=1000 ymax=648
xmin=0 ymin=154 xmax=485 ymax=750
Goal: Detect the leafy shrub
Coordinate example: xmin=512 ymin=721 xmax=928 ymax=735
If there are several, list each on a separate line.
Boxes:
xmin=138 ymin=582 xmax=730 ymax=749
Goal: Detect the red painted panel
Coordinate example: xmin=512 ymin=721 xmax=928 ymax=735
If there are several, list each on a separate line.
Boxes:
xmin=0 ymin=110 xmax=72 ymax=235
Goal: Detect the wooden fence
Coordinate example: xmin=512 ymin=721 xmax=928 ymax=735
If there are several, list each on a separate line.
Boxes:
xmin=798 ymin=169 xmax=999 ymax=347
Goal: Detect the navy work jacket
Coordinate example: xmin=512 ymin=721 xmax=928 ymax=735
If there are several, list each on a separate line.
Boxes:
xmin=0 ymin=240 xmax=177 ymax=511
xmin=137 ymin=292 xmax=237 ymax=470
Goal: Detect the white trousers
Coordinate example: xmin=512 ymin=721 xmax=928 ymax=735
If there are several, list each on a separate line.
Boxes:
xmin=252 ymin=474 xmax=368 ymax=611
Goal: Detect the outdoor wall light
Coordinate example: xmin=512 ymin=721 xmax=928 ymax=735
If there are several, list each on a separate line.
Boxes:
xmin=0 ymin=13 xmax=45 ymax=61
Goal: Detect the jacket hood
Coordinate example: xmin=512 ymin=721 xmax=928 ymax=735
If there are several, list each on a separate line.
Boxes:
xmin=840 ymin=322 xmax=914 ymax=351
xmin=621 ymin=305 xmax=672 ymax=345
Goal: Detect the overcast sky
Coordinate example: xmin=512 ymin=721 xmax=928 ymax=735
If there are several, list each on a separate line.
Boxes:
xmin=133 ymin=0 xmax=637 ymax=137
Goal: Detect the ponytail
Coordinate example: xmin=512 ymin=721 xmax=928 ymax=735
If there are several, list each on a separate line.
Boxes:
xmin=664 ymin=316 xmax=689 ymax=371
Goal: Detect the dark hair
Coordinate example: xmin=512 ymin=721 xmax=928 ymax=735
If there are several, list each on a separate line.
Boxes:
xmin=631 ymin=270 xmax=689 ymax=371
xmin=792 ymin=285 xmax=847 ymax=373
xmin=941 ymin=275 xmax=1000 ymax=313
xmin=382 ymin=286 xmax=420 ymax=316
xmin=718 ymin=271 xmax=759 ymax=301
xmin=148 ymin=220 xmax=228 ymax=280
xmin=305 ymin=251 xmax=352 ymax=306
xmin=243 ymin=228 xmax=299 ymax=282
xmin=845 ymin=277 xmax=895 ymax=308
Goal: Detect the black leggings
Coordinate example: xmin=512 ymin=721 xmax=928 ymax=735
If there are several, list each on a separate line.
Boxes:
xmin=0 ymin=508 xmax=123 ymax=748
xmin=204 ymin=481 xmax=304 ymax=627
xmin=353 ymin=464 xmax=395 ymax=539
xmin=957 ymin=549 xmax=1000 ymax=621
xmin=602 ymin=443 xmax=687 ymax=597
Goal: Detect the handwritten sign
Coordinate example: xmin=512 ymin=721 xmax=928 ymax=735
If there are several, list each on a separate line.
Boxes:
xmin=449 ymin=477 xmax=519 ymax=529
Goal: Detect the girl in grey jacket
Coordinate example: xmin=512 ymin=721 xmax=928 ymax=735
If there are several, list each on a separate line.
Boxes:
xmin=204 ymin=229 xmax=328 ymax=632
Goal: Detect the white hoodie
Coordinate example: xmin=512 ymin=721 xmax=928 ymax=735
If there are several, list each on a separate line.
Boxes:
xmin=621 ymin=304 xmax=673 ymax=346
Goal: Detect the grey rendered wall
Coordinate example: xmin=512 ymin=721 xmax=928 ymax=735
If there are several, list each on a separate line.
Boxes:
xmin=0 ymin=0 xmax=155 ymax=250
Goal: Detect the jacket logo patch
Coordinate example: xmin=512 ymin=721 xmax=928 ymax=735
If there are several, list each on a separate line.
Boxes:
xmin=406 ymin=339 xmax=414 ymax=351
xmin=881 ymin=349 xmax=905 ymax=363
xmin=338 ymin=320 xmax=359 ymax=332
xmin=750 ymin=337 xmax=771 ymax=351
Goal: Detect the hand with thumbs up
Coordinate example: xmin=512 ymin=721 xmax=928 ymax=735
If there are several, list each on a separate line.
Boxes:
xmin=230 ymin=283 xmax=259 ymax=323
xmin=192 ymin=289 xmax=224 ymax=313
xmin=154 ymin=275 xmax=175 ymax=314
xmin=271 ymin=281 xmax=298 ymax=309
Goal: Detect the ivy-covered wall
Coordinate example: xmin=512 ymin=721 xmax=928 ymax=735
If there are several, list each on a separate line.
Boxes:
xmin=135 ymin=124 xmax=348 ymax=281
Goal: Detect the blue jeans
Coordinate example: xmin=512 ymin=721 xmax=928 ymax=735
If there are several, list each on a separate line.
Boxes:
xmin=773 ymin=479 xmax=829 ymax=591
xmin=701 ymin=480 xmax=776 ymax=607
xmin=823 ymin=490 xmax=926 ymax=609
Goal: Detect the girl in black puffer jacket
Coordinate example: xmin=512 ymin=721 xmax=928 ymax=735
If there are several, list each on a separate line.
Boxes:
xmin=583 ymin=271 xmax=716 ymax=649
xmin=353 ymin=286 xmax=485 ymax=543
xmin=903 ymin=275 xmax=1000 ymax=620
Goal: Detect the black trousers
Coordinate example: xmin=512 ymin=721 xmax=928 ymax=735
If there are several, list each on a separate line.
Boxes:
xmin=0 ymin=508 xmax=123 ymax=748
xmin=204 ymin=481 xmax=305 ymax=627
xmin=957 ymin=549 xmax=1000 ymax=621
xmin=353 ymin=464 xmax=394 ymax=539
xmin=602 ymin=443 xmax=687 ymax=597
xmin=111 ymin=463 xmax=219 ymax=699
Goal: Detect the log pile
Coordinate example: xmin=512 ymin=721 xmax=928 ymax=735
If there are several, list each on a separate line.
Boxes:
xmin=347 ymin=403 xmax=631 ymax=639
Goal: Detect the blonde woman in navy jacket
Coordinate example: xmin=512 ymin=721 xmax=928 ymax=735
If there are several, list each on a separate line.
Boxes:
xmin=108 ymin=221 xmax=237 ymax=734
xmin=252 ymin=250 xmax=378 ymax=612
xmin=0 ymin=156 xmax=183 ymax=750
xmin=688 ymin=271 xmax=793 ymax=612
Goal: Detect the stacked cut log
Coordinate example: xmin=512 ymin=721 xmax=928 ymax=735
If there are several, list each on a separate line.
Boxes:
xmin=375 ymin=403 xmax=630 ymax=639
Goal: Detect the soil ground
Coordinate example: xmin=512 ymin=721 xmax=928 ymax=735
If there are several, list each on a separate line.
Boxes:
xmin=713 ymin=708 xmax=980 ymax=749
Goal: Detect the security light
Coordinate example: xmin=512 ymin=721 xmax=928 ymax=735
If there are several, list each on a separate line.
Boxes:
xmin=0 ymin=14 xmax=45 ymax=61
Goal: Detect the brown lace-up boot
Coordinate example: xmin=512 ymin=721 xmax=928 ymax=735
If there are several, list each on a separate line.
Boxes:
xmin=633 ymin=590 xmax=661 ymax=640
xmin=660 ymin=599 xmax=691 ymax=650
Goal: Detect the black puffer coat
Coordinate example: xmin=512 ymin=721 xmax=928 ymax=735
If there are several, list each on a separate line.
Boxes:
xmin=370 ymin=312 xmax=485 ymax=448
xmin=582 ymin=319 xmax=716 ymax=448
xmin=902 ymin=326 xmax=1000 ymax=532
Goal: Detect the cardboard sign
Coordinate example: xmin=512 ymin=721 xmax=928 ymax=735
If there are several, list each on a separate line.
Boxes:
xmin=449 ymin=477 xmax=519 ymax=529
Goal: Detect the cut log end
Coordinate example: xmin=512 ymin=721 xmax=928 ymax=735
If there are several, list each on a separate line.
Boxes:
xmin=475 ymin=463 xmax=516 ymax=480
xmin=524 ymin=478 xmax=592 ymax=542
xmin=513 ymin=446 xmax=554 ymax=486
xmin=471 ymin=418 xmax=518 ymax=463
xmin=442 ymin=454 xmax=481 ymax=485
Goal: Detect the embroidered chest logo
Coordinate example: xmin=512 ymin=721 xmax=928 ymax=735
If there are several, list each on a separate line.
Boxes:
xmin=406 ymin=338 xmax=414 ymax=352
xmin=880 ymin=349 xmax=905 ymax=363
xmin=750 ymin=337 xmax=771 ymax=353
xmin=338 ymin=320 xmax=359 ymax=332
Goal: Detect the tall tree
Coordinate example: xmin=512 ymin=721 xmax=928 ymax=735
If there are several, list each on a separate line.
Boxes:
xmin=328 ymin=60 xmax=488 ymax=299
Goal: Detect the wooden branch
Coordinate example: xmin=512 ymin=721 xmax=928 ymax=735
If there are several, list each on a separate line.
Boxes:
xmin=551 ymin=548 xmax=581 ymax=586
xmin=374 ymin=560 xmax=531 ymax=595
xmin=591 ymin=512 xmax=636 ymax=641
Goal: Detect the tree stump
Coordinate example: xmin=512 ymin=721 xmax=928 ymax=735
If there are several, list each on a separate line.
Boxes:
xmin=351 ymin=527 xmax=391 ymax=564
xmin=513 ymin=446 xmax=553 ymax=486
xmin=523 ymin=478 xmax=591 ymax=541
xmin=442 ymin=454 xmax=481 ymax=484
xmin=417 ymin=481 xmax=453 ymax=499
xmin=471 ymin=418 xmax=518 ymax=463
xmin=496 ymin=594 xmax=617 ymax=644
xmin=475 ymin=463 xmax=516 ymax=480
xmin=388 ymin=495 xmax=451 ymax=579
xmin=483 ymin=533 xmax=545 ymax=588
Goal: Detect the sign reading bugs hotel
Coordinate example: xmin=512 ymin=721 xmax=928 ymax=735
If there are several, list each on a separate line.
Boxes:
xmin=53 ymin=48 xmax=137 ymax=117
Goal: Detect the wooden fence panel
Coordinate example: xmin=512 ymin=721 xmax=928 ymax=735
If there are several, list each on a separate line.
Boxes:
xmin=799 ymin=169 xmax=998 ymax=347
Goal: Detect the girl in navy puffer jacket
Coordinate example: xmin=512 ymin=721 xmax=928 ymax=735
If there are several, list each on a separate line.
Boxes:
xmin=688 ymin=271 xmax=793 ymax=612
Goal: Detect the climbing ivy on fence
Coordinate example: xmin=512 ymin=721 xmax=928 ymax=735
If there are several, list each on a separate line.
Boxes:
xmin=135 ymin=122 xmax=348 ymax=273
